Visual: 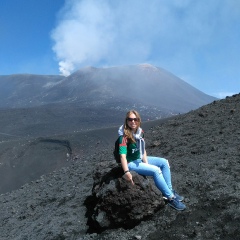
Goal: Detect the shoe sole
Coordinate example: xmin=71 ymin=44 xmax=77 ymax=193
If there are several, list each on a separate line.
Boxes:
xmin=168 ymin=203 xmax=186 ymax=211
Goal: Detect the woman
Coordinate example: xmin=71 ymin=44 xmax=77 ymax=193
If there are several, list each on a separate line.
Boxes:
xmin=118 ymin=110 xmax=186 ymax=211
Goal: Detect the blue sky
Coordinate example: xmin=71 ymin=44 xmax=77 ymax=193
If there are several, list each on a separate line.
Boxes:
xmin=0 ymin=0 xmax=240 ymax=98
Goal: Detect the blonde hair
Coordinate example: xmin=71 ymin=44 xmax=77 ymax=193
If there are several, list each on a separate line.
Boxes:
xmin=123 ymin=110 xmax=141 ymax=143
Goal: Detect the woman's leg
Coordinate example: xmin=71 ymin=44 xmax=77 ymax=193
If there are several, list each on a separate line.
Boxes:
xmin=147 ymin=156 xmax=173 ymax=192
xmin=128 ymin=159 xmax=173 ymax=198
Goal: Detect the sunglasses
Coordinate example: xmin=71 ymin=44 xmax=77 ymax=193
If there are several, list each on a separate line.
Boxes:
xmin=127 ymin=118 xmax=139 ymax=122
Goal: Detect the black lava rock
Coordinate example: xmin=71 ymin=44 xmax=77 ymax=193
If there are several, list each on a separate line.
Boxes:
xmin=85 ymin=161 xmax=164 ymax=233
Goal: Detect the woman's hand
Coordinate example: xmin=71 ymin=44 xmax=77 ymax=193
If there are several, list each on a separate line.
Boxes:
xmin=124 ymin=171 xmax=134 ymax=185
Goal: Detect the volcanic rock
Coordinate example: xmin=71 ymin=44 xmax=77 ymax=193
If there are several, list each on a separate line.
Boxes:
xmin=85 ymin=161 xmax=164 ymax=233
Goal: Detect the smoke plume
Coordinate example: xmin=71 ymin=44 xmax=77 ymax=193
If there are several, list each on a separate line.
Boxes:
xmin=51 ymin=0 xmax=239 ymax=77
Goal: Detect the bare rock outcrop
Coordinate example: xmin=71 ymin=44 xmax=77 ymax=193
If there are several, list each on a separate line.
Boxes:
xmin=85 ymin=161 xmax=165 ymax=233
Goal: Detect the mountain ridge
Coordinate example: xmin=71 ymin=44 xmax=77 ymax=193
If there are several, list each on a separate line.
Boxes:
xmin=0 ymin=64 xmax=216 ymax=111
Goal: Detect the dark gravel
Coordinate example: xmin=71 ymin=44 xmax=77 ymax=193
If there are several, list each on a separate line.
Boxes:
xmin=0 ymin=93 xmax=239 ymax=240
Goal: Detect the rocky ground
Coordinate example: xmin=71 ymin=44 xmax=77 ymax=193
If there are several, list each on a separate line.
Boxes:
xmin=0 ymin=94 xmax=239 ymax=239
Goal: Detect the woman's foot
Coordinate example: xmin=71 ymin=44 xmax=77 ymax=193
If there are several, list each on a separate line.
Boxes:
xmin=172 ymin=190 xmax=184 ymax=202
xmin=168 ymin=198 xmax=186 ymax=211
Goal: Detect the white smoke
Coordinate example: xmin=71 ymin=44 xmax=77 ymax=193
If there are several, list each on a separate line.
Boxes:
xmin=51 ymin=0 xmax=115 ymax=76
xmin=51 ymin=0 xmax=240 ymax=78
xmin=59 ymin=61 xmax=74 ymax=77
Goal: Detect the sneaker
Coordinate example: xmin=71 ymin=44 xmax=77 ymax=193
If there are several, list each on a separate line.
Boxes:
xmin=162 ymin=196 xmax=168 ymax=201
xmin=172 ymin=190 xmax=184 ymax=202
xmin=168 ymin=198 xmax=186 ymax=211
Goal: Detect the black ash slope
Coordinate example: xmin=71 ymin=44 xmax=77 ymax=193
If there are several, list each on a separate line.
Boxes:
xmin=0 ymin=94 xmax=239 ymax=240
xmin=0 ymin=112 xmax=170 ymax=194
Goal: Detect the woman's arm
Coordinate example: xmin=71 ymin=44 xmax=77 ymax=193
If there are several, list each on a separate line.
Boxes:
xmin=142 ymin=150 xmax=148 ymax=164
xmin=120 ymin=154 xmax=134 ymax=185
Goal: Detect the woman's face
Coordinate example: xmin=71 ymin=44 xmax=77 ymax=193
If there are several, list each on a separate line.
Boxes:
xmin=127 ymin=113 xmax=139 ymax=132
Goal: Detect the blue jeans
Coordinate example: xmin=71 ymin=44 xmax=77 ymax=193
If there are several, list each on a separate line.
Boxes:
xmin=128 ymin=156 xmax=174 ymax=198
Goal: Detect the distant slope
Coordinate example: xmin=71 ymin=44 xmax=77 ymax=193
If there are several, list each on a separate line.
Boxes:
xmin=0 ymin=74 xmax=63 ymax=108
xmin=0 ymin=64 xmax=216 ymax=112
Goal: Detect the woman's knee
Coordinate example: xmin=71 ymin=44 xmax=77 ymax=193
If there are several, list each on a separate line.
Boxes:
xmin=140 ymin=165 xmax=162 ymax=176
xmin=148 ymin=156 xmax=170 ymax=168
xmin=151 ymin=165 xmax=162 ymax=175
xmin=158 ymin=158 xmax=170 ymax=168
xmin=165 ymin=159 xmax=170 ymax=168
